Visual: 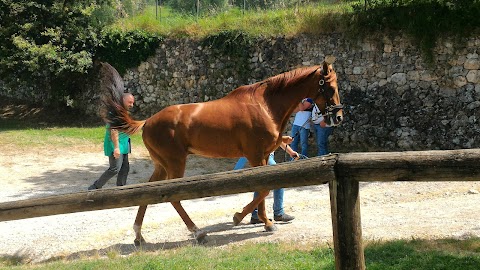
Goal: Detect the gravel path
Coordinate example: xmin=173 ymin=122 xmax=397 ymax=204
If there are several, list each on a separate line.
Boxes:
xmin=1 ymin=146 xmax=480 ymax=263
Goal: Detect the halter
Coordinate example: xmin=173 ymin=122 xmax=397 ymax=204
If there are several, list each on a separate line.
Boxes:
xmin=315 ymin=69 xmax=344 ymax=118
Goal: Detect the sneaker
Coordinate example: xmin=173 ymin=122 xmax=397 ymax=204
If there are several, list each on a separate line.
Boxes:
xmin=250 ymin=217 xmax=272 ymax=224
xmin=274 ymin=213 xmax=295 ymax=222
xmin=87 ymin=184 xmax=98 ymax=190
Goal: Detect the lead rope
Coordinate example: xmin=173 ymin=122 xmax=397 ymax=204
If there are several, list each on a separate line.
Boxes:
xmin=282 ymin=148 xmax=309 ymax=162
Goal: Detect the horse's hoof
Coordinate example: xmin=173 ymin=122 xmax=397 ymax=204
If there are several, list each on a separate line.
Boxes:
xmin=196 ymin=234 xmax=208 ymax=244
xmin=233 ymin=212 xmax=243 ymax=226
xmin=264 ymin=224 xmax=278 ymax=232
xmin=134 ymin=237 xmax=146 ymax=247
xmin=194 ymin=229 xmax=208 ymax=244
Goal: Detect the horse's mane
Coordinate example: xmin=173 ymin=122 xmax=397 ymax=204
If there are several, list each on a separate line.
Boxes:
xmin=263 ymin=65 xmax=320 ymax=94
xmin=227 ymin=66 xmax=320 ymax=99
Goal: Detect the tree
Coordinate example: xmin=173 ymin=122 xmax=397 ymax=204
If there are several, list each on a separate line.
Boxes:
xmin=0 ymin=0 xmax=115 ymax=104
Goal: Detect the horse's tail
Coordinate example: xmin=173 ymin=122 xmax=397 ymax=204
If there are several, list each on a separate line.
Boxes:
xmin=99 ymin=62 xmax=145 ymax=135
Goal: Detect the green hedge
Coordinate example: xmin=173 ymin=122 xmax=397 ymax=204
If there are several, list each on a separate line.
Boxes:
xmin=96 ymin=30 xmax=163 ymax=75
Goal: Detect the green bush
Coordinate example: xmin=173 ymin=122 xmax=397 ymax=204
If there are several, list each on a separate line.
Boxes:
xmin=201 ymin=29 xmax=254 ymax=58
xmin=201 ymin=30 xmax=255 ymax=78
xmin=0 ymin=0 xmax=108 ymax=105
xmin=96 ymin=29 xmax=163 ymax=75
xmin=0 ymin=1 xmax=164 ymax=107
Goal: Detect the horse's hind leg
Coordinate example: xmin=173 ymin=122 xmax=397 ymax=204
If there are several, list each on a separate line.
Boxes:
xmin=133 ymin=164 xmax=166 ymax=246
xmin=171 ymin=201 xmax=207 ymax=243
xmin=165 ymin=157 xmax=207 ymax=243
xmin=133 ymin=205 xmax=148 ymax=246
xmin=233 ymin=190 xmax=276 ymax=231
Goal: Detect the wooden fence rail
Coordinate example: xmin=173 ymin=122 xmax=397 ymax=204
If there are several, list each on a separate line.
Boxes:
xmin=0 ymin=156 xmax=337 ymax=221
xmin=1 ymin=149 xmax=480 ymax=270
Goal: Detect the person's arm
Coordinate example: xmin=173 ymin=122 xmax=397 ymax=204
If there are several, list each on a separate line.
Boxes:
xmin=319 ymin=119 xmax=328 ymax=128
xmin=318 ymin=114 xmax=331 ymax=128
xmin=292 ymin=102 xmax=304 ymax=113
xmin=292 ymin=99 xmax=312 ymax=113
xmin=110 ymin=128 xmax=120 ymax=159
xmin=281 ymin=135 xmax=294 ymax=145
xmin=279 ymin=142 xmax=299 ymax=159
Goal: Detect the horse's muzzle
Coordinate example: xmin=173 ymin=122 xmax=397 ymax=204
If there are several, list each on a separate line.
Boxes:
xmin=336 ymin=115 xmax=343 ymax=124
xmin=331 ymin=117 xmax=342 ymax=126
xmin=325 ymin=114 xmax=343 ymax=127
xmin=325 ymin=105 xmax=343 ymax=125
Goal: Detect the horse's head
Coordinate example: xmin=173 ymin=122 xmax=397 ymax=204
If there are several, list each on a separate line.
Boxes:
xmin=313 ymin=60 xmax=343 ymax=126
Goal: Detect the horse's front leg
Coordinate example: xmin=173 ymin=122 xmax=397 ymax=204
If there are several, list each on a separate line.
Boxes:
xmin=257 ymin=194 xmax=277 ymax=232
xmin=233 ymin=157 xmax=271 ymax=227
xmin=171 ymin=201 xmax=207 ymax=243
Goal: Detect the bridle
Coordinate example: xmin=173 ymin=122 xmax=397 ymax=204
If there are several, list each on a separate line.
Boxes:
xmin=316 ymin=69 xmax=344 ymax=118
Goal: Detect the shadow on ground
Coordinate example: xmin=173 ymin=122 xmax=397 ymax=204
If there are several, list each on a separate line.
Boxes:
xmin=46 ymin=222 xmax=279 ymax=263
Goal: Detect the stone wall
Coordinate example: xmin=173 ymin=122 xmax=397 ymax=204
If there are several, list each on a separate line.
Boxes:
xmin=2 ymin=33 xmax=479 ymax=153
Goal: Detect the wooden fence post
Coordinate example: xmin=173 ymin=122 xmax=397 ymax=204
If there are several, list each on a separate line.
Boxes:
xmin=329 ymin=174 xmax=365 ymax=270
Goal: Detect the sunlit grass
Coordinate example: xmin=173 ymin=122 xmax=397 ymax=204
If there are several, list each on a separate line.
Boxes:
xmin=0 ymin=126 xmax=144 ymax=151
xmin=365 ymin=238 xmax=480 ymax=270
xmin=112 ymin=3 xmax=355 ymax=38
xmin=2 ymin=238 xmax=480 ymax=269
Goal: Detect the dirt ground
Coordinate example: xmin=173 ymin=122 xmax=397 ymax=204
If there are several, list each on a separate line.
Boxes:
xmin=1 ymin=144 xmax=480 ymax=264
xmin=1 ymin=102 xmax=480 ymax=263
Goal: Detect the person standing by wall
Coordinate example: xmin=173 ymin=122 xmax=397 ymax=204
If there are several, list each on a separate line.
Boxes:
xmin=312 ymin=103 xmax=333 ymax=156
xmin=88 ymin=92 xmax=135 ymax=190
xmin=290 ymin=98 xmax=314 ymax=157
xmin=233 ymin=138 xmax=299 ymax=224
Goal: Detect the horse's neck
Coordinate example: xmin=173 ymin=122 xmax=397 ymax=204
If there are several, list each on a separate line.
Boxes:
xmin=266 ymin=85 xmax=314 ymax=133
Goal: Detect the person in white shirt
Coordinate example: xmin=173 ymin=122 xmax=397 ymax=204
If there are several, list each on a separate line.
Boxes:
xmin=290 ymin=98 xmax=314 ymax=157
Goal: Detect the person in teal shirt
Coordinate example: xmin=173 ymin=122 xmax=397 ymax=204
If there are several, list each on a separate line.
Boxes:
xmin=88 ymin=93 xmax=135 ymax=190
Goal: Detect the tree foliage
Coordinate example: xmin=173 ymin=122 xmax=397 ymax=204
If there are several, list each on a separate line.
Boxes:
xmin=0 ymin=1 xmax=108 ymax=103
xmin=0 ymin=0 xmax=155 ymax=105
xmin=97 ymin=29 xmax=162 ymax=75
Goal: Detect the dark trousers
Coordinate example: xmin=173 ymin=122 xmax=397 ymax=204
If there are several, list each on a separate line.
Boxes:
xmin=92 ymin=154 xmax=129 ymax=188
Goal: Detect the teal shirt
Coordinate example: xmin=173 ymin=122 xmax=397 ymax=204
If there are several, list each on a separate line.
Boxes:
xmin=103 ymin=125 xmax=131 ymax=156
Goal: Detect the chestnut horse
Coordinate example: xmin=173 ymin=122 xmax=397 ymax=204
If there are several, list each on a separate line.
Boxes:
xmin=98 ymin=60 xmax=343 ymax=245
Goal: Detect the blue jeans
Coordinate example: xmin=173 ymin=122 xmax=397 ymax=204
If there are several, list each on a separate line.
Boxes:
xmin=314 ymin=124 xmax=333 ymax=156
xmin=233 ymin=154 xmax=285 ymax=218
xmin=291 ymin=124 xmax=310 ymax=157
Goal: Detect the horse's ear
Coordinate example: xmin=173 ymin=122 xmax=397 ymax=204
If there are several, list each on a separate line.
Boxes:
xmin=322 ymin=56 xmax=336 ymax=75
xmin=322 ymin=62 xmax=329 ymax=75
xmin=324 ymin=55 xmax=336 ymax=65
